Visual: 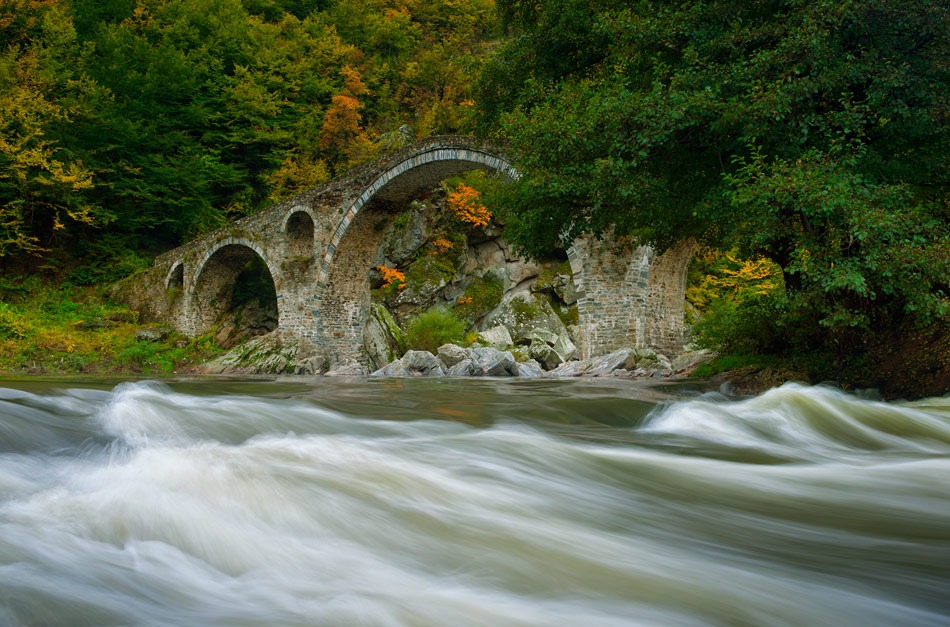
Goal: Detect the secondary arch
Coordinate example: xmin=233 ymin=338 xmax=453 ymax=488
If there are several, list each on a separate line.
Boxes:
xmin=189 ymin=240 xmax=279 ymax=338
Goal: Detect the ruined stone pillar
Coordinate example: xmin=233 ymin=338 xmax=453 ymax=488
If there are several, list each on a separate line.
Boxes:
xmin=568 ymin=236 xmax=695 ymax=359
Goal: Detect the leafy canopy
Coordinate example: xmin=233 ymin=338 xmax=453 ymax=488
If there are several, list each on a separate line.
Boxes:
xmin=0 ymin=0 xmax=500 ymax=274
xmin=479 ymin=0 xmax=949 ymax=359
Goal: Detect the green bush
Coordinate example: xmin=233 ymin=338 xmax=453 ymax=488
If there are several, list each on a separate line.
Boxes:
xmin=404 ymin=308 xmax=467 ymax=354
xmin=691 ymin=293 xmax=788 ymax=355
xmin=0 ymin=304 xmax=29 ymax=340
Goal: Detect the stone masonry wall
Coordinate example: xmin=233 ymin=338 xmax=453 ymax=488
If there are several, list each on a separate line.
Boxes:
xmin=569 ymin=236 xmax=652 ymax=359
xmin=569 ymin=235 xmax=694 ymax=358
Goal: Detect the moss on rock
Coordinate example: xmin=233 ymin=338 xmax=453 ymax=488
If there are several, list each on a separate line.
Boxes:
xmin=453 ymin=274 xmax=504 ymax=324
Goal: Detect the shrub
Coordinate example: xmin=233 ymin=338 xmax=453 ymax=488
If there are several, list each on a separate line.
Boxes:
xmin=447 ymin=183 xmax=492 ymax=227
xmin=691 ymin=293 xmax=782 ymax=354
xmin=0 ymin=304 xmax=29 ymax=340
xmin=404 ymin=308 xmax=466 ymax=354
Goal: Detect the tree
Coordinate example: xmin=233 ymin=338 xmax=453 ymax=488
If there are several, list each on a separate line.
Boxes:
xmin=479 ymin=0 xmax=949 ymax=363
xmin=0 ymin=0 xmax=98 ymax=261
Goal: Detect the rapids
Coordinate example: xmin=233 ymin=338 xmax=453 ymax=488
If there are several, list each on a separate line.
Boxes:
xmin=0 ymin=378 xmax=947 ymax=626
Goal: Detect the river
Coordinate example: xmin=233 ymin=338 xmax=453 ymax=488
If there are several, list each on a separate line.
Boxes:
xmin=0 ymin=377 xmax=947 ymax=626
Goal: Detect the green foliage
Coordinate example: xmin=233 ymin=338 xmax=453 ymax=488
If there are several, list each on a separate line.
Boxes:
xmin=0 ymin=0 xmax=499 ymax=273
xmin=404 ymin=307 xmax=466 ymax=354
xmin=726 ymin=150 xmax=950 ymax=341
xmin=691 ymin=293 xmax=786 ymax=355
xmin=483 ymin=0 xmax=949 ymax=371
xmin=65 ymin=248 xmax=151 ymax=286
xmin=116 ymin=340 xmax=184 ymax=374
xmin=0 ymin=303 xmax=29 ymax=340
xmin=0 ymin=280 xmax=219 ymax=374
xmin=690 ymin=353 xmax=790 ymax=380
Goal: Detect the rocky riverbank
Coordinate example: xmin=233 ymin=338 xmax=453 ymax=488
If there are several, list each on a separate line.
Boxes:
xmin=193 ymin=329 xmax=714 ymax=381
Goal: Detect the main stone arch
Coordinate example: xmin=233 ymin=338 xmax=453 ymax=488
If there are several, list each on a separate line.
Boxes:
xmin=314 ymin=146 xmax=518 ymax=364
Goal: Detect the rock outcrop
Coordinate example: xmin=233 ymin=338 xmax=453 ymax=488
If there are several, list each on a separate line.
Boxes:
xmin=371 ymin=344 xmax=682 ymax=379
xmin=372 ymin=350 xmax=446 ymax=377
xmin=198 ymin=332 xmax=328 ymax=375
xmin=374 ymin=345 xmax=518 ymax=378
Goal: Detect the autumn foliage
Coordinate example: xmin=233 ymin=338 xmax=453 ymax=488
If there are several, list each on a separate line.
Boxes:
xmin=687 ymin=248 xmax=781 ymax=311
xmin=376 ymin=265 xmax=406 ymax=289
xmin=431 ymin=237 xmax=454 ymax=254
xmin=447 ymin=184 xmax=491 ymax=227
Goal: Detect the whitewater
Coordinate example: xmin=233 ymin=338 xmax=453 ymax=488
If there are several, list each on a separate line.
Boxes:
xmin=0 ymin=378 xmax=947 ymax=626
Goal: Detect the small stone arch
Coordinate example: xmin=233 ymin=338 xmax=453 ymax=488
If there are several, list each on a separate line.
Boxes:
xmin=189 ymin=240 xmax=279 ymax=337
xmin=165 ymin=260 xmax=185 ymax=291
xmin=284 ymin=207 xmax=315 ymax=259
xmin=317 ymin=144 xmax=517 ymax=363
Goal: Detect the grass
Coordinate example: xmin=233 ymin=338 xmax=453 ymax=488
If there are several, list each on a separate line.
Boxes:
xmin=404 ymin=307 xmax=467 ymax=354
xmin=0 ymin=278 xmax=221 ymax=376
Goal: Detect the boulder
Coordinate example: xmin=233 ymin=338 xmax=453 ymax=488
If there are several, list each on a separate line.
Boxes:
xmin=446 ymin=359 xmax=479 ymax=377
xmin=135 ymin=327 xmax=170 ymax=342
xmin=528 ymin=342 xmax=562 ymax=370
xmin=671 ymin=348 xmax=716 ymax=375
xmin=383 ymin=205 xmax=429 ymax=265
xmin=407 ymin=350 xmax=446 ymax=376
xmin=437 ymin=345 xmax=522 ymax=377
xmin=258 ymin=353 xmax=291 ymax=373
xmin=76 ymin=319 xmax=115 ymax=331
xmin=326 ymin=359 xmax=368 ymax=376
xmin=105 ymin=311 xmax=137 ymax=323
xmin=469 ymin=347 xmax=518 ymax=376
xmin=586 ymin=349 xmax=640 ymax=376
xmin=464 ymin=240 xmax=508 ymax=276
xmin=294 ymin=355 xmax=329 ymax=375
xmin=506 ymin=257 xmax=541 ymax=286
xmin=372 ymin=350 xmax=445 ymax=377
xmin=437 ymin=343 xmax=469 ymax=368
xmin=372 ymin=360 xmax=411 ymax=377
xmin=526 ymin=328 xmax=578 ymax=370
xmin=552 ymin=333 xmax=578 ymax=362
xmin=528 ymin=328 xmax=559 ymax=346
xmin=477 ymin=325 xmax=513 ymax=350
xmin=551 ymin=273 xmax=577 ymax=305
xmin=364 ymin=303 xmax=404 ymax=371
xmin=481 ymin=293 xmax=570 ymax=346
xmin=546 ymin=360 xmax=590 ymax=377
xmin=200 ymin=332 xmax=320 ymax=375
xmin=515 ymin=360 xmax=545 ymax=378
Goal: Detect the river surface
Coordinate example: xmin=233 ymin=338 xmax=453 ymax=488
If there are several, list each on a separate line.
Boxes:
xmin=0 ymin=376 xmax=947 ymax=626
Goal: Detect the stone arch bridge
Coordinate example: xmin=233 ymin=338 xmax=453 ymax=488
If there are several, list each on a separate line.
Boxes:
xmin=120 ymin=136 xmax=694 ymax=368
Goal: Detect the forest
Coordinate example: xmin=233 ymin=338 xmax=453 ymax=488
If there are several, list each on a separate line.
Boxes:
xmin=0 ymin=0 xmax=947 ymax=394
xmin=1 ymin=0 xmax=495 ymax=276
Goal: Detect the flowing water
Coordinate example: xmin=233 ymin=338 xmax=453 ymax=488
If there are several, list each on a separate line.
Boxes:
xmin=0 ymin=376 xmax=948 ymax=626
